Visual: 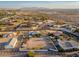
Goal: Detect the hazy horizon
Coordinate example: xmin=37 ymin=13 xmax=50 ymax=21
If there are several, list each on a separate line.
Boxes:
xmin=0 ymin=1 xmax=79 ymax=9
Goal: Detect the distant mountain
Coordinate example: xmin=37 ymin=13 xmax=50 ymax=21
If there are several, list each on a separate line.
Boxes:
xmin=19 ymin=7 xmax=52 ymax=11
xmin=19 ymin=7 xmax=79 ymax=14
xmin=18 ymin=7 xmax=58 ymax=14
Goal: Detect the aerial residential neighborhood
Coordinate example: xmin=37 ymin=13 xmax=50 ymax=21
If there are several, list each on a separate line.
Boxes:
xmin=0 ymin=1 xmax=79 ymax=57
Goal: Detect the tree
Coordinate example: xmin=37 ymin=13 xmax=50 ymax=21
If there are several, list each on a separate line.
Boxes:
xmin=47 ymin=33 xmax=54 ymax=37
xmin=74 ymin=28 xmax=79 ymax=33
xmin=27 ymin=51 xmax=35 ymax=57
xmin=59 ymin=36 xmax=64 ymax=40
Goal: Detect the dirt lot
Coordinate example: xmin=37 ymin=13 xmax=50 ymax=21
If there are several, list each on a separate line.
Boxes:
xmin=23 ymin=38 xmax=47 ymax=50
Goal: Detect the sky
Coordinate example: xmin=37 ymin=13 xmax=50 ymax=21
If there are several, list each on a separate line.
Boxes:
xmin=0 ymin=1 xmax=79 ymax=9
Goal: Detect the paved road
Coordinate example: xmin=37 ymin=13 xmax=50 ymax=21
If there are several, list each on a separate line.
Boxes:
xmin=60 ymin=28 xmax=79 ymax=38
xmin=0 ymin=50 xmax=27 ymax=57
